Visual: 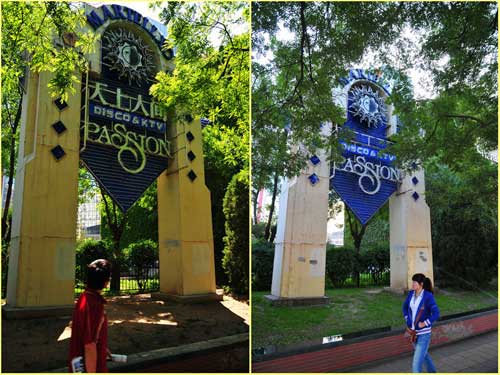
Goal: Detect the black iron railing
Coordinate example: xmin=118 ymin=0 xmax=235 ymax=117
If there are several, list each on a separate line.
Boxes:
xmin=75 ymin=264 xmax=160 ymax=296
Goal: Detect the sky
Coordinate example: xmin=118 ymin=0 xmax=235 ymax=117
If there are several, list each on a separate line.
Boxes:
xmin=87 ymin=2 xmax=248 ymax=46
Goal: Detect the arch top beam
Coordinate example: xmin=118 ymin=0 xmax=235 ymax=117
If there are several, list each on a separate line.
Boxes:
xmin=85 ymin=4 xmax=173 ymax=60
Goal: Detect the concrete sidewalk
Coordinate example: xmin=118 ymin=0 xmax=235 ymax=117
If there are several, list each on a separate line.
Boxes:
xmin=343 ymin=331 xmax=498 ymax=373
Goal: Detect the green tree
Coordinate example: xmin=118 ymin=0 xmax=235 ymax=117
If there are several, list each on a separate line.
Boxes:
xmin=1 ymin=2 xmax=97 ymax=244
xmin=99 ymin=188 xmax=128 ymax=292
xmin=124 ymin=239 xmax=159 ymax=292
xmin=151 ymin=2 xmax=249 ymax=287
xmin=222 ymin=169 xmax=249 ymax=295
xmin=98 ymin=182 xmax=158 ymax=293
xmin=252 ymin=3 xmax=497 ymax=276
xmin=425 ymin=158 xmax=497 ymax=288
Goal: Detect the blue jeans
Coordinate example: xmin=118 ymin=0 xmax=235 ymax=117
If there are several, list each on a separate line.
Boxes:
xmin=412 ymin=333 xmax=436 ymax=373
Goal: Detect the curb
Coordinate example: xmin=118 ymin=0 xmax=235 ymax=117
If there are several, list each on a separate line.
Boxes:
xmin=46 ymin=333 xmax=249 ymax=373
xmin=252 ymin=309 xmax=497 ymax=372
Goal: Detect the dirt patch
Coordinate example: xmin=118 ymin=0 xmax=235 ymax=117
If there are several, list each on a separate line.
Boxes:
xmin=364 ymin=288 xmax=384 ymax=295
xmin=2 ymin=293 xmax=249 ymax=372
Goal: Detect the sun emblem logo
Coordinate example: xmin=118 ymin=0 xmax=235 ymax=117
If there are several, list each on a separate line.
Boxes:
xmin=349 ymin=85 xmax=387 ymax=128
xmin=102 ymin=29 xmax=155 ymax=86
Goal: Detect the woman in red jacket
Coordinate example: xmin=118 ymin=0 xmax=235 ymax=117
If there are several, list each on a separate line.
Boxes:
xmin=69 ymin=259 xmax=112 ymax=372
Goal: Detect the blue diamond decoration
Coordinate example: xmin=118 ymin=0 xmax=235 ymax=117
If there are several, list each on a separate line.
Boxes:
xmin=330 ymin=168 xmax=398 ymax=226
xmin=412 ymin=191 xmax=419 ymax=201
xmin=310 ymin=155 xmax=321 ymax=165
xmin=308 ymin=173 xmax=320 ymax=186
xmin=411 ymin=162 xmax=418 ymax=170
xmin=185 ymin=114 xmax=193 ymax=123
xmin=186 ymin=131 xmax=195 ymax=142
xmin=54 ymin=97 xmax=68 ymax=111
xmin=164 ymin=48 xmax=174 ymax=60
xmin=52 ymin=121 xmax=67 ymax=135
xmin=51 ymin=145 xmax=66 ymax=160
xmin=187 ymin=151 xmax=196 ymax=161
xmin=412 ymin=176 xmax=419 ymax=185
xmin=80 ymin=143 xmax=169 ymax=213
xmin=187 ymin=170 xmax=197 ymax=181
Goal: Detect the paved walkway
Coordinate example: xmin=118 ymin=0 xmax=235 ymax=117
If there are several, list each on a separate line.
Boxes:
xmin=343 ymin=331 xmax=498 ymax=373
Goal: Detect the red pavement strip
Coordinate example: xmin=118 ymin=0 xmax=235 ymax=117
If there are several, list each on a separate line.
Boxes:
xmin=252 ymin=310 xmax=497 ymax=373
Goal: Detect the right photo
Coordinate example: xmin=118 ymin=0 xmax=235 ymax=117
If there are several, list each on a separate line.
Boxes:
xmin=251 ymin=2 xmax=498 ymax=373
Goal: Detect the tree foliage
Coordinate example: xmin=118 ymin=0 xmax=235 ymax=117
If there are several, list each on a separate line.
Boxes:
xmin=425 ymin=158 xmax=497 ymax=288
xmin=151 ymin=2 xmax=250 ymax=286
xmin=151 ymin=1 xmax=249 ymax=170
xmin=1 ymin=2 xmax=98 ymax=243
xmin=222 ymin=169 xmax=250 ymax=295
xmin=124 ymin=239 xmax=159 ymax=292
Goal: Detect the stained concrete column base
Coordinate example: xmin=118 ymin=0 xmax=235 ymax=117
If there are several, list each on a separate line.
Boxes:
xmin=2 ymin=304 xmax=74 ymax=320
xmin=264 ymin=295 xmax=330 ymax=307
xmin=151 ymin=291 xmax=223 ymax=304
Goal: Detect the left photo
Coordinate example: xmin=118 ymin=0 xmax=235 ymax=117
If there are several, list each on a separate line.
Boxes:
xmin=1 ymin=1 xmax=249 ymax=372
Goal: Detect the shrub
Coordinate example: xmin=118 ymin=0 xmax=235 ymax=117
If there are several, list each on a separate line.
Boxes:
xmin=124 ymin=239 xmax=158 ymax=292
xmin=326 ymin=245 xmax=357 ymax=287
xmin=252 ymin=238 xmax=274 ymax=291
xmin=222 ymin=169 xmax=249 ymax=295
xmin=360 ymin=246 xmax=390 ymax=284
xmin=252 ymin=222 xmax=266 ymax=239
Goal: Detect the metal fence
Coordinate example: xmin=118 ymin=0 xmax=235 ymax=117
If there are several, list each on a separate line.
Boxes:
xmin=75 ymin=263 xmax=160 ymax=296
xmin=330 ymin=270 xmax=390 ymax=288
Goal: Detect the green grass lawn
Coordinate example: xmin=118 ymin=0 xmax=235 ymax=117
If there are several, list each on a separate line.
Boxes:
xmin=251 ymin=287 xmax=497 ymax=349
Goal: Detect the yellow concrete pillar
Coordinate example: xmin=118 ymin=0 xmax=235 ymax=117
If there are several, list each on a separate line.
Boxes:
xmin=267 ymin=125 xmax=331 ymax=306
xmin=155 ymin=117 xmax=220 ymax=302
xmin=389 ymin=168 xmax=434 ymax=292
xmin=4 ymin=70 xmax=81 ymax=316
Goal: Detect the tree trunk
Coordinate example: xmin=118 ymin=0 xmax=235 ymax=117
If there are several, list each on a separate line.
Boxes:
xmin=110 ymin=253 xmax=121 ymax=292
xmin=269 ymin=224 xmax=277 ymax=243
xmin=264 ymin=169 xmax=279 ymax=242
xmin=2 ymin=98 xmax=22 ymax=243
xmin=109 ymin=221 xmax=125 ymax=292
xmin=346 ymin=208 xmax=366 ymax=288
xmin=99 ymin=187 xmax=126 ymax=293
xmin=252 ymin=189 xmax=259 ymax=225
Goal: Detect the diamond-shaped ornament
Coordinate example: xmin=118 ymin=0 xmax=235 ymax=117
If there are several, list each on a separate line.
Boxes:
xmin=310 ymin=155 xmax=321 ymax=165
xmin=412 ymin=191 xmax=420 ymax=201
xmin=330 ymin=167 xmax=398 ymax=225
xmin=186 ymin=131 xmax=195 ymax=142
xmin=54 ymin=98 xmax=68 ymax=111
xmin=187 ymin=170 xmax=197 ymax=181
xmin=80 ymin=141 xmax=169 ymax=212
xmin=52 ymin=121 xmax=67 ymax=135
xmin=51 ymin=145 xmax=66 ymax=160
xmin=412 ymin=176 xmax=419 ymax=185
xmin=308 ymin=173 xmax=320 ymax=186
xmin=187 ymin=151 xmax=196 ymax=161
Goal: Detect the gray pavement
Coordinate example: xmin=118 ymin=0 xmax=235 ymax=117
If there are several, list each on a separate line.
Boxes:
xmin=343 ymin=331 xmax=498 ymax=373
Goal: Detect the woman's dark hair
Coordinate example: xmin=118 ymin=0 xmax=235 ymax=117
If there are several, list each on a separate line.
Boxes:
xmin=412 ymin=273 xmax=433 ymax=294
xmin=86 ymin=259 xmax=111 ymax=290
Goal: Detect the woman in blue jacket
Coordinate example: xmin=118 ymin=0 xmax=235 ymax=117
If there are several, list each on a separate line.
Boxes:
xmin=402 ymin=273 xmax=440 ymax=373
